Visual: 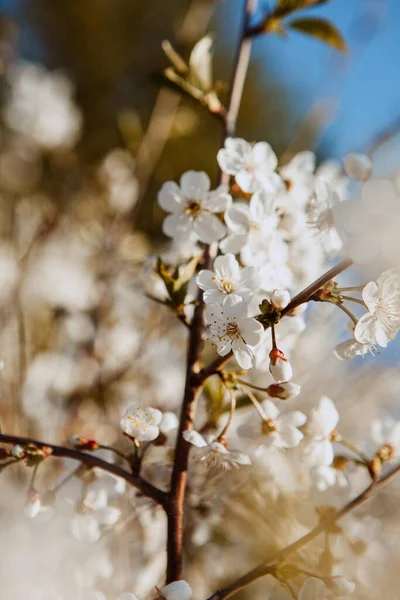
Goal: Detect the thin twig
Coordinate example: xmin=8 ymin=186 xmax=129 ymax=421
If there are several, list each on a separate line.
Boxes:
xmin=0 ymin=433 xmax=166 ymax=507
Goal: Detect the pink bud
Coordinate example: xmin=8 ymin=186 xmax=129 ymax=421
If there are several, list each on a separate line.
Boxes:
xmin=269 ymin=349 xmax=293 ymax=384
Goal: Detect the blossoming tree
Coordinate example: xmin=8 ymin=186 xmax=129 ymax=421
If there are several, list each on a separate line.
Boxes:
xmin=1 ymin=1 xmax=400 ymax=599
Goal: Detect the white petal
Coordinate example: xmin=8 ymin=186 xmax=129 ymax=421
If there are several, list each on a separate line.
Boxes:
xmin=223 ymin=294 xmax=248 ymax=318
xmin=194 ymin=213 xmax=226 ymax=243
xmin=261 ymin=399 xmax=280 ymax=420
xmin=355 ymin=313 xmax=379 ymax=345
xmin=236 ymin=170 xmax=258 ymax=193
xmin=180 ymin=170 xmax=210 ymax=199
xmin=224 ymin=203 xmax=250 ymax=232
xmin=213 ymin=253 xmax=241 ymax=281
xmin=239 ymin=318 xmax=264 ymax=346
xmin=196 ymin=269 xmax=216 ymax=291
xmin=252 ymin=141 xmax=277 ymax=171
xmin=220 ymin=233 xmax=248 ymax=255
xmin=158 ymin=181 xmax=185 ymax=212
xmin=204 ymin=186 xmax=232 ymax=212
xmin=232 ymin=341 xmax=254 ymax=369
xmin=183 ymin=430 xmax=208 ymax=448
xmin=299 ymin=578 xmax=326 ymax=600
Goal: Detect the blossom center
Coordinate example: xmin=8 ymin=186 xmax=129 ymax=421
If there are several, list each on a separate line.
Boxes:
xmin=226 ymin=321 xmax=240 ymax=338
xmin=262 ymin=419 xmax=276 ymax=434
xmin=219 ymin=279 xmax=234 ymax=294
xmin=184 ymin=199 xmax=202 ymax=217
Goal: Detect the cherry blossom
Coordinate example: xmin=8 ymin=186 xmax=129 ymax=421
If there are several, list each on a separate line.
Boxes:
xmin=237 ymin=400 xmax=306 ymax=450
xmin=183 ymin=430 xmax=251 ymax=470
xmin=307 ymin=178 xmax=343 ymax=256
xmin=333 ymin=337 xmax=378 ymax=360
xmin=158 ymin=170 xmax=231 ymax=244
xmin=205 ymin=295 xmax=264 ymax=369
xmin=120 ymin=404 xmax=163 ymax=442
xmin=355 ymin=269 xmax=400 ymax=348
xmin=303 ymin=396 xmax=339 ymax=466
xmin=196 ymin=253 xmax=260 ymax=305
xmin=217 ymin=137 xmax=282 ymax=193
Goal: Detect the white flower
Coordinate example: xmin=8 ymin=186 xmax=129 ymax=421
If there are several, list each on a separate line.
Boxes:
xmin=279 ymin=150 xmax=316 ymax=207
xmin=344 ymin=153 xmax=372 ymax=181
xmin=334 ymin=337 xmax=378 ymax=360
xmin=72 ymin=514 xmax=101 ymax=543
xmin=237 ymin=400 xmax=306 ymax=449
xmin=330 ymin=576 xmax=356 ymax=596
xmin=269 ymin=350 xmax=293 ymax=383
xmin=197 ymin=253 xmax=260 ymax=305
xmin=308 ymin=178 xmax=343 ymax=256
xmin=371 ymin=415 xmax=400 ymax=459
xmin=311 ymin=464 xmax=349 ymax=493
xmin=183 ymin=430 xmax=251 ymax=470
xmin=303 ymin=396 xmax=339 ymax=466
xmin=217 ymin=137 xmax=282 ymax=193
xmin=355 ymin=269 xmax=400 ymax=348
xmin=120 ymin=404 xmax=163 ymax=442
xmin=221 ymin=192 xmax=284 ymax=267
xmin=333 ymin=178 xmax=400 ymax=269
xmin=158 ymin=171 xmax=231 ymax=244
xmin=160 ymin=581 xmax=192 ymax=600
xmin=205 ymin=295 xmax=264 ymax=369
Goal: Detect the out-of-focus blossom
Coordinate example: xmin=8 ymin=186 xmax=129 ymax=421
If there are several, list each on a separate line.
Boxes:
xmin=303 ymin=396 xmax=339 ymax=466
xmin=237 ymin=400 xmax=306 ymax=449
xmin=344 ymin=153 xmax=372 ymax=181
xmin=5 ymin=62 xmax=82 ymax=149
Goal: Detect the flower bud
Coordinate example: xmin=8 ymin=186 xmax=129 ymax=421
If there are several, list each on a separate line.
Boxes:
xmin=344 ymin=153 xmax=372 ymax=181
xmin=269 ymin=349 xmax=293 ymax=383
xmin=69 ymin=435 xmax=99 ymax=451
xmin=267 ymin=382 xmax=301 ymax=400
xmin=160 ymin=580 xmax=192 ymax=600
xmin=271 ymin=289 xmax=290 ymax=310
xmin=11 ymin=444 xmax=26 ymax=459
xmin=329 ymin=576 xmax=355 ymax=596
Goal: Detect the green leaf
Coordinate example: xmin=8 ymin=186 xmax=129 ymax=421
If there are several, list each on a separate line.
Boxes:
xmin=289 ymin=17 xmax=347 ymax=52
xmin=275 ymin=0 xmax=330 ymax=17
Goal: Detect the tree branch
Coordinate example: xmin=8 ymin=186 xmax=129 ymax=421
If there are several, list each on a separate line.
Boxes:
xmin=165 ymin=0 xmax=257 ymax=583
xmin=206 ymin=461 xmax=400 ymax=600
xmin=0 ymin=433 xmax=166 ymax=507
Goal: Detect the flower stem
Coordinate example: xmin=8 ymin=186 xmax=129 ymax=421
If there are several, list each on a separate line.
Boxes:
xmin=337 ymin=303 xmax=358 ymax=326
xmin=340 ymin=295 xmax=366 ymax=306
xmin=237 ymin=384 xmax=267 ymax=421
xmin=218 ymin=390 xmax=237 ymax=441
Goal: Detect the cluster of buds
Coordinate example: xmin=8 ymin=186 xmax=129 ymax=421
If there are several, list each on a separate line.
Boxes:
xmin=69 ymin=435 xmax=100 ymax=451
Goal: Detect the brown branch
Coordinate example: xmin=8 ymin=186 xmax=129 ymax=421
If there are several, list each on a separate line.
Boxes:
xmin=196 ymin=258 xmax=354 ymax=382
xmin=0 ymin=433 xmax=166 ymax=507
xmin=206 ymin=462 xmax=400 ymax=600
xmin=165 ymin=0 xmax=257 ymax=584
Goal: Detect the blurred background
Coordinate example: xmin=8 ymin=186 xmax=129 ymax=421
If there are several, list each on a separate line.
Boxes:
xmin=0 ymin=1 xmax=400 ymax=599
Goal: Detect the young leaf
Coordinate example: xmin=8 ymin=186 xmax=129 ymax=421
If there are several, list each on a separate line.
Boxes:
xmin=289 ymin=17 xmax=347 ymax=52
xmin=275 ymin=0 xmax=330 ymax=17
